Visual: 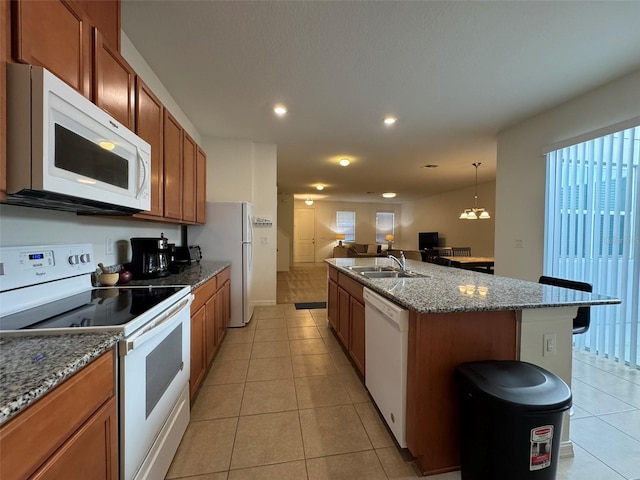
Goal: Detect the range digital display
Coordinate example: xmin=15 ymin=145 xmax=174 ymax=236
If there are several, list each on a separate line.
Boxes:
xmin=29 ymin=253 xmax=45 ymax=260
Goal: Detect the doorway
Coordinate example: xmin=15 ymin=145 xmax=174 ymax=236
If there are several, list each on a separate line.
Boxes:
xmin=293 ymin=208 xmax=315 ymax=263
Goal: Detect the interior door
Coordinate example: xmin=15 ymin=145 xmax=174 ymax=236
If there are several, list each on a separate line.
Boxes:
xmin=293 ymin=208 xmax=315 ymax=263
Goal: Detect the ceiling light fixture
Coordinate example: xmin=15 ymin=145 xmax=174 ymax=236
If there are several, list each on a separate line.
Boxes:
xmin=383 ymin=116 xmax=397 ymax=126
xmin=459 ymin=162 xmax=491 ymax=220
xmin=305 ymin=197 xmax=314 ymax=205
xmin=339 ymin=158 xmax=350 ymax=167
xmin=273 ymin=105 xmax=288 ymax=116
xmin=316 ymin=185 xmax=325 ymax=191
xmin=382 ymin=192 xmax=396 ymax=198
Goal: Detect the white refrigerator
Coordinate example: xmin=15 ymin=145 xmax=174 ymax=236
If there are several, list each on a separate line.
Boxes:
xmin=188 ymin=202 xmax=254 ymax=327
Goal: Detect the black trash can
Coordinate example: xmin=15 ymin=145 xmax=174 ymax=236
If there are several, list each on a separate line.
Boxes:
xmin=456 ymin=361 xmax=572 ymax=480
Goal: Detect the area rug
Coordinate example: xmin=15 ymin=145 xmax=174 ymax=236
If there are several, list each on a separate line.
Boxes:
xmin=294 ymin=302 xmax=327 ymax=310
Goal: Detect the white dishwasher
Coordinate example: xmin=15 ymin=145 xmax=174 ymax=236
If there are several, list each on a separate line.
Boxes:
xmin=364 ymin=287 xmax=409 ymax=448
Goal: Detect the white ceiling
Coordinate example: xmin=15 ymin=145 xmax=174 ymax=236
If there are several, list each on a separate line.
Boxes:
xmin=121 ymin=0 xmax=640 ymax=203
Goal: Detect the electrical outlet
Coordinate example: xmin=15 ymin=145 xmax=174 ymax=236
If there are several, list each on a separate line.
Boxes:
xmin=543 ymin=333 xmax=556 ymax=356
xmin=105 ymin=237 xmax=114 ymax=255
xmin=514 ymin=239 xmax=524 ymax=249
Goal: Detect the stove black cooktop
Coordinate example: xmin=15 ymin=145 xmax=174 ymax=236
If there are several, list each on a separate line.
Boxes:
xmin=0 ymin=286 xmax=183 ymax=331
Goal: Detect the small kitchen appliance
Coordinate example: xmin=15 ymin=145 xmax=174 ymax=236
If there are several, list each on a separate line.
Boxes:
xmin=0 ymin=243 xmax=193 ymax=480
xmin=130 ymin=234 xmax=171 ymax=279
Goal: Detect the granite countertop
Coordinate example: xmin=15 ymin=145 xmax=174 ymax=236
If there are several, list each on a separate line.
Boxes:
xmin=126 ymin=260 xmax=231 ymax=290
xmin=326 ymin=257 xmax=620 ymax=315
xmin=0 ymin=331 xmax=122 ymax=426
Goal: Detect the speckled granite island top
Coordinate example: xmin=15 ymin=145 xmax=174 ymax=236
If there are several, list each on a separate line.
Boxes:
xmin=126 ymin=260 xmax=230 ymax=289
xmin=0 ymin=331 xmax=122 ymax=426
xmin=326 ymin=257 xmax=620 ymax=314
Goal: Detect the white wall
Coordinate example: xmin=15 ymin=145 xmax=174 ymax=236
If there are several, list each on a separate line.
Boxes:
xmin=201 ymin=137 xmax=278 ymax=306
xmin=294 ymin=199 xmax=403 ymax=260
xmin=402 ymin=181 xmax=496 ymax=257
xmin=495 ymin=68 xmax=640 ymax=281
xmin=0 ymin=204 xmax=181 ymax=267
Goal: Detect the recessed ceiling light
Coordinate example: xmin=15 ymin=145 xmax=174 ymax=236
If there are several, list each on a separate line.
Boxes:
xmin=273 ymin=105 xmax=288 ymax=116
xmin=382 ymin=192 xmax=396 ymax=198
xmin=339 ymin=158 xmax=350 ymax=167
xmin=316 ymin=185 xmax=325 ymax=191
xmin=383 ymin=116 xmax=397 ymax=126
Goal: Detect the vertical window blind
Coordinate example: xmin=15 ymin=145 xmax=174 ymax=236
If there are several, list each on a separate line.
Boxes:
xmin=544 ymin=125 xmax=640 ymax=368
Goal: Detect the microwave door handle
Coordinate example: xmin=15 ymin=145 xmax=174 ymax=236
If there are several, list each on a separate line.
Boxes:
xmin=137 ymin=149 xmax=148 ymax=197
xmin=122 ymin=295 xmax=193 ymax=353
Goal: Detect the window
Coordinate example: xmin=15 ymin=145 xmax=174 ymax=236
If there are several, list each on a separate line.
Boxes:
xmin=544 ymin=124 xmax=640 ymax=368
xmin=336 ymin=211 xmax=356 ymax=242
xmin=376 ymin=212 xmax=395 ymax=243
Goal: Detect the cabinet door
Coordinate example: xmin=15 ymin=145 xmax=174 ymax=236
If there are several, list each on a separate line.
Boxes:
xmin=135 ymin=77 xmax=163 ymax=217
xmin=163 ymin=110 xmax=183 ymax=220
xmin=349 ymin=298 xmax=365 ymax=376
xmin=1 ymin=0 xmax=8 ymax=197
xmin=182 ymin=132 xmax=197 ymax=223
xmin=222 ymin=280 xmax=231 ymax=329
xmin=205 ymin=296 xmax=217 ymax=366
xmin=93 ymin=27 xmax=134 ymax=129
xmin=13 ymin=0 xmax=90 ymax=96
xmin=33 ymin=398 xmax=118 ymax=480
xmin=190 ymin=306 xmax=206 ymax=399
xmin=196 ymin=147 xmax=207 ymax=224
xmin=78 ymin=0 xmax=119 ymax=51
xmin=337 ymin=286 xmax=350 ymax=347
xmin=328 ymin=279 xmax=338 ymax=330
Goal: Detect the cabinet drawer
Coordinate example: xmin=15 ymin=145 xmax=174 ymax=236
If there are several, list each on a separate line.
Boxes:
xmin=337 ymin=272 xmax=364 ymax=303
xmin=328 ymin=266 xmax=338 ymax=282
xmin=192 ymin=276 xmax=217 ymax=311
xmin=0 ymin=349 xmax=115 ymax=480
xmin=216 ymin=267 xmax=230 ymax=287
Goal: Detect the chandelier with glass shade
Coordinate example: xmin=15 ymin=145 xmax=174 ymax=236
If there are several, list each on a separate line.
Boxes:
xmin=459 ymin=162 xmax=491 ymax=220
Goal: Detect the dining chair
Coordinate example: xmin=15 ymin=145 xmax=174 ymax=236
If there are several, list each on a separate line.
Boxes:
xmin=451 ymin=247 xmax=471 ymax=257
xmin=433 ymin=257 xmax=452 ymax=267
xmin=538 ymin=275 xmax=592 ymax=334
xmin=402 ymin=250 xmax=423 ymax=261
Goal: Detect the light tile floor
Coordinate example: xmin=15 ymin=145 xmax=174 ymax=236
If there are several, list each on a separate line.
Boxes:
xmin=166 ymin=264 xmax=640 ymax=480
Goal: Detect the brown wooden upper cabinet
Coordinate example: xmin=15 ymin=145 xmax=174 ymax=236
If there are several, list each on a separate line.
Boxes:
xmin=196 ymin=147 xmax=207 ymax=224
xmin=135 ymin=77 xmax=164 ymax=218
xmin=93 ymin=27 xmax=134 ymax=129
xmin=163 ymin=110 xmax=183 ymax=221
xmin=12 ymin=0 xmax=91 ymax=97
xmin=182 ymin=133 xmax=197 ymax=223
xmin=78 ymin=0 xmax=119 ymax=51
xmin=1 ymin=0 xmax=9 ymax=198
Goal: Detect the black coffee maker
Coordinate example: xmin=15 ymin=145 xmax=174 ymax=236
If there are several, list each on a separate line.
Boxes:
xmin=130 ymin=233 xmax=171 ymax=279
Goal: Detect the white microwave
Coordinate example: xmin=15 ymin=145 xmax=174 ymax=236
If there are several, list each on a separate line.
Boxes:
xmin=5 ymin=64 xmax=151 ymax=214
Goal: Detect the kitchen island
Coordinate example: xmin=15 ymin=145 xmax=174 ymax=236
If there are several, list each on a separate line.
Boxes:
xmin=325 ymin=257 xmax=619 ymax=476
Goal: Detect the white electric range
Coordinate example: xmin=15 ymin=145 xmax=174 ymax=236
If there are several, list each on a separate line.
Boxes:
xmin=0 ymin=243 xmax=193 ymax=480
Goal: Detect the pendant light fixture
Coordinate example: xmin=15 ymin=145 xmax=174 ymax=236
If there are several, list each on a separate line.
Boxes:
xmin=459 ymin=162 xmax=491 ymax=220
xmin=305 ymin=197 xmax=314 ymax=206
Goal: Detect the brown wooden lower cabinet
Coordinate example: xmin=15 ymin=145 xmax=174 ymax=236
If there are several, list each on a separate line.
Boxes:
xmin=326 ymin=266 xmax=365 ymax=376
xmin=406 ymin=309 xmax=518 ymax=476
xmin=0 ymin=349 xmax=117 ymax=480
xmin=189 ymin=267 xmax=231 ymax=399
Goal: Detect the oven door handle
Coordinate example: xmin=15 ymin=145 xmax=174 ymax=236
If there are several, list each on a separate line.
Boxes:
xmin=122 ymin=294 xmax=193 ymax=354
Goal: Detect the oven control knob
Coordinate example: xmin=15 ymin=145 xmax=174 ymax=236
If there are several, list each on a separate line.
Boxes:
xmin=68 ymin=254 xmax=79 ymax=265
xmin=80 ymin=253 xmax=91 ymax=264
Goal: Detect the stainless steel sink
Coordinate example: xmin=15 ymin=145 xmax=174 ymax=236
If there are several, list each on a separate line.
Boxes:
xmin=361 ymin=270 xmax=428 ymax=279
xmin=346 ymin=266 xmax=396 ymax=273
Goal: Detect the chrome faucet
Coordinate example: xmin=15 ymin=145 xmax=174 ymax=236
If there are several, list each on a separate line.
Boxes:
xmin=388 ymin=251 xmax=407 ymax=272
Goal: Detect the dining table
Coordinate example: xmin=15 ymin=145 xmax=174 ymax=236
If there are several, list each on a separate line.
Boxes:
xmin=440 ymin=256 xmax=495 ymax=273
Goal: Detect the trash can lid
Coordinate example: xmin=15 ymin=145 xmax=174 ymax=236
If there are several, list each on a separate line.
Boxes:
xmin=456 ymin=361 xmax=572 ymax=411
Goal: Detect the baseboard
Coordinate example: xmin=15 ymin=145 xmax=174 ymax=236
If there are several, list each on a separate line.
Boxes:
xmin=559 ymin=440 xmax=574 ymax=459
xmin=252 ymin=300 xmax=277 ymax=307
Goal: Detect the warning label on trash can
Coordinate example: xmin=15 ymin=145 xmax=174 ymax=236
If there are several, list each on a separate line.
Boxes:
xmin=529 ymin=425 xmax=553 ymax=470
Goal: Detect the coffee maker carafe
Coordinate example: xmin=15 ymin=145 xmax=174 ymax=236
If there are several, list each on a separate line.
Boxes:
xmin=130 ymin=233 xmax=171 ymax=279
